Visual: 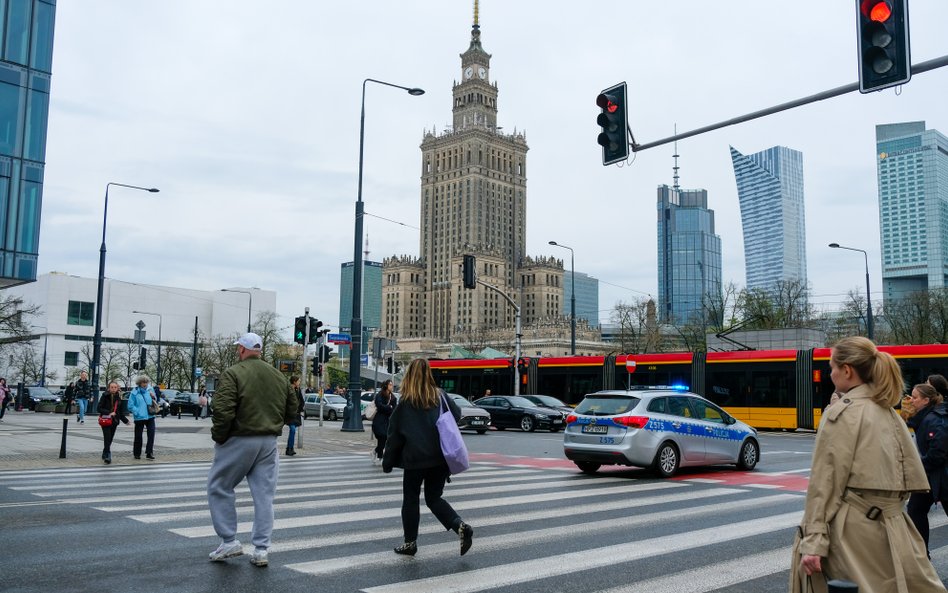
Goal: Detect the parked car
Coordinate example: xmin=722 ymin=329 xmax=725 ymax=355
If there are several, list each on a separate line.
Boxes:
xmin=24 ymin=386 xmax=60 ymax=411
xmin=448 ymin=393 xmax=490 ymax=434
xmin=472 ymin=395 xmax=565 ymax=432
xmin=303 ymin=393 xmax=347 ymax=421
xmin=169 ymin=392 xmax=201 ymax=416
xmin=522 ymin=395 xmax=572 ymax=415
xmin=563 ymin=387 xmax=760 ymax=477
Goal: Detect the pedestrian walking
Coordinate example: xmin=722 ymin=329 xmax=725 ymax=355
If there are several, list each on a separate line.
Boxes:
xmin=382 ymin=358 xmax=473 ymax=557
xmin=371 ymin=379 xmax=396 ymax=465
xmin=196 ymin=388 xmax=208 ymax=420
xmin=97 ymin=381 xmax=129 ymax=464
xmin=74 ymin=371 xmax=92 ymax=424
xmin=0 ymin=377 xmax=9 ymax=422
xmin=790 ymin=336 xmax=945 ymax=593
xmin=906 ymin=383 xmax=948 ymax=558
xmin=127 ymin=375 xmax=157 ymax=460
xmin=206 ymin=333 xmax=295 ymax=568
xmin=285 ymin=376 xmax=303 ymax=457
xmin=63 ymin=382 xmax=75 ymax=416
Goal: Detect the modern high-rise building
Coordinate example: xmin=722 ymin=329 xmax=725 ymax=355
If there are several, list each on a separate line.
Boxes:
xmin=730 ymin=145 xmax=807 ymax=291
xmin=657 ymin=185 xmax=723 ymax=324
xmin=339 ymin=260 xmax=382 ymax=354
xmin=563 ymin=271 xmax=600 ymax=329
xmin=877 ymin=121 xmax=948 ymax=302
xmin=0 ymin=1 xmax=55 ymax=286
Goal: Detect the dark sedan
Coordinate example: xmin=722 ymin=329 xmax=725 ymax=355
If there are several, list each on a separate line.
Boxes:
xmin=522 ymin=394 xmax=573 ymax=415
xmin=472 ymin=395 xmax=565 ymax=433
xmin=169 ymin=392 xmax=201 ymax=416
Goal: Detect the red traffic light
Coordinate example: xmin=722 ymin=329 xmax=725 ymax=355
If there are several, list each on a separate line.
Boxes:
xmin=862 ymin=0 xmax=892 ymax=22
xmin=596 ymin=93 xmax=618 ymax=113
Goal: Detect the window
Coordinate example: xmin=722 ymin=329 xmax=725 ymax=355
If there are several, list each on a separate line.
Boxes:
xmin=689 ymin=398 xmax=726 ymax=424
xmin=64 ymin=351 xmax=78 ymax=367
xmin=67 ymin=300 xmax=94 ymax=326
xmin=647 ymin=397 xmax=667 ymax=414
xmin=667 ymin=396 xmax=694 ymax=418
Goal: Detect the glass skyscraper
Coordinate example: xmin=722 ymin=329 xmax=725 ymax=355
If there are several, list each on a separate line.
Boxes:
xmin=657 ymin=186 xmax=722 ymax=325
xmin=0 ymin=0 xmax=54 ymax=286
xmin=339 ymin=260 xmax=383 ymax=355
xmin=877 ymin=121 xmax=948 ymax=302
xmin=729 ymin=145 xmax=807 ymax=291
xmin=562 ymin=270 xmax=600 ymax=328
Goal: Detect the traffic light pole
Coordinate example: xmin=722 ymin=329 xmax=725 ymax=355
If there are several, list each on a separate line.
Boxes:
xmin=629 ymin=54 xmax=948 ymax=153
xmin=476 ymin=280 xmax=521 ymax=397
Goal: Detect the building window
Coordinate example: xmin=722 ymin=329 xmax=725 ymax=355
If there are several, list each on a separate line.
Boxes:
xmin=67 ymin=300 xmax=94 ymax=326
xmin=64 ymin=351 xmax=78 ymax=367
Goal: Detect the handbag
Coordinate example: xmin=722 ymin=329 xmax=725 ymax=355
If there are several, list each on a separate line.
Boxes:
xmin=98 ymin=398 xmax=119 ymax=427
xmin=435 ymin=392 xmax=469 ymax=474
xmin=147 ymin=395 xmax=158 ymax=416
xmin=365 ymin=400 xmax=377 ymax=420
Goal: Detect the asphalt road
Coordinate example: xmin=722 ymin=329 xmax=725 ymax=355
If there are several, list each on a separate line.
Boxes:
xmin=2 ymin=429 xmax=947 ymax=593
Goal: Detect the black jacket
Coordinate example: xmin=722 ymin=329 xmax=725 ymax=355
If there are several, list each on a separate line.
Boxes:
xmin=371 ymin=392 xmax=396 ymax=438
xmin=289 ymin=387 xmax=304 ymax=427
xmin=382 ymin=391 xmax=460 ymax=472
xmin=97 ymin=391 xmax=129 ymax=425
xmin=910 ymin=402 xmax=948 ymax=500
xmin=75 ymin=379 xmax=92 ymax=400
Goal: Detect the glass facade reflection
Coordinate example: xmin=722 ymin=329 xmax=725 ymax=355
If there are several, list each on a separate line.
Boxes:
xmin=339 ymin=260 xmax=383 ymax=355
xmin=562 ymin=271 xmax=600 ymax=328
xmin=0 ymin=0 xmax=55 ymax=286
xmin=657 ymin=186 xmax=723 ymax=325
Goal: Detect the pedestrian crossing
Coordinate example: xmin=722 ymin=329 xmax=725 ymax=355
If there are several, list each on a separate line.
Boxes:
xmin=3 ymin=455 xmax=948 ymax=593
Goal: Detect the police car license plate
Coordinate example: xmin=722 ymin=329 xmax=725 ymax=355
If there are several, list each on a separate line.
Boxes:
xmin=582 ymin=425 xmax=608 ymax=434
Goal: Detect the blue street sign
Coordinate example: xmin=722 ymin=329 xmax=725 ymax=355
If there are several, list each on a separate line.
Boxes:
xmin=195 ymin=368 xmax=203 ymax=378
xmin=328 ymin=333 xmax=351 ymax=344
xmin=360 ymin=354 xmax=369 ymax=366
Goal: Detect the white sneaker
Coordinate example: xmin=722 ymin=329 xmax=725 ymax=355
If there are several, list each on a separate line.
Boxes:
xmin=208 ymin=540 xmax=243 ymax=561
xmin=250 ymin=548 xmax=268 ymax=567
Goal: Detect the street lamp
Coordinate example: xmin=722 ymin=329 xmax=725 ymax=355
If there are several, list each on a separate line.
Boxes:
xmin=92 ymin=183 xmax=159 ymax=400
xmin=829 ymin=243 xmax=874 ymax=340
xmin=549 ymin=240 xmax=576 ymax=355
xmin=133 ymin=311 xmax=162 ymax=384
xmin=31 ymin=325 xmax=47 ymax=387
xmin=221 ymin=289 xmax=253 ymax=333
xmin=344 ymin=78 xmax=424 ymax=433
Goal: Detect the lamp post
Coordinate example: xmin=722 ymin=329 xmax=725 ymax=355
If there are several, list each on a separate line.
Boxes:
xmin=549 ymin=240 xmax=576 ymax=355
xmin=829 ymin=243 xmax=874 ymax=340
xmin=221 ymin=289 xmax=252 ymax=333
xmin=31 ymin=326 xmax=47 ymax=386
xmin=343 ymin=78 xmax=424 ymax=432
xmin=92 ymin=183 xmax=159 ymax=399
xmin=133 ymin=311 xmax=162 ymax=384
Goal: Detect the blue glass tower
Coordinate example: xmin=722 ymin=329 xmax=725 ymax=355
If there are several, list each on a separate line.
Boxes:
xmin=0 ymin=0 xmax=54 ymax=286
xmin=657 ymin=186 xmax=723 ymax=325
xmin=563 ymin=271 xmax=599 ymax=328
xmin=339 ymin=260 xmax=382 ymax=355
xmin=877 ymin=122 xmax=948 ymax=302
xmin=730 ymin=146 xmax=807 ymax=291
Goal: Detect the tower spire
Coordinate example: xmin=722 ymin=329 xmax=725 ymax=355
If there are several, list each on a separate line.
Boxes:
xmin=473 ymin=0 xmax=479 ymax=28
xmin=470 ymin=0 xmax=481 ymax=45
xmin=672 ymin=123 xmax=680 ymax=192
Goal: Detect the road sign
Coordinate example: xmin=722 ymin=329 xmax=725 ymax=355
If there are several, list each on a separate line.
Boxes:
xmin=626 ymin=359 xmax=637 ymax=373
xmin=360 ymin=354 xmax=369 ymax=366
xmin=136 ymin=320 xmax=146 ymax=330
xmin=328 ymin=333 xmax=351 ymax=345
xmin=195 ymin=368 xmax=203 ymax=378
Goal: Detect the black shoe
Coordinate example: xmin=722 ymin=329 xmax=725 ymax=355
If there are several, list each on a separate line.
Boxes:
xmin=146 ymin=454 xmax=155 ymax=460
xmin=394 ymin=541 xmax=417 ymax=556
xmin=104 ymin=454 xmax=111 ymax=465
xmin=134 ymin=455 xmax=141 ymax=460
xmin=458 ymin=522 xmax=473 ymax=556
xmin=286 ymin=448 xmax=296 ymax=456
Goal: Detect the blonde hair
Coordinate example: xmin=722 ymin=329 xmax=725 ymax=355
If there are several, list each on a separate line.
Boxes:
xmin=914 ymin=383 xmax=943 ymax=406
xmin=832 ymin=336 xmax=902 ymax=408
xmin=399 ymin=359 xmax=439 ymax=409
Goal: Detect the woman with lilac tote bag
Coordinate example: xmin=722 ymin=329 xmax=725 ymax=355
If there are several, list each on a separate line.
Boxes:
xmin=382 ymin=358 xmax=474 ymax=557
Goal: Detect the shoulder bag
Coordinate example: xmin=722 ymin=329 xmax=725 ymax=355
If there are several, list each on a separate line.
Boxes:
xmin=98 ymin=399 xmax=119 ymax=427
xmin=146 ymin=392 xmax=159 ymax=416
xmin=436 ymin=392 xmax=469 ymax=474
xmin=365 ymin=399 xmax=377 ymax=420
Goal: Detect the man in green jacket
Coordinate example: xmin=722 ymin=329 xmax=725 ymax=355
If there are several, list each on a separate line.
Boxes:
xmin=206 ymin=332 xmax=295 ymax=568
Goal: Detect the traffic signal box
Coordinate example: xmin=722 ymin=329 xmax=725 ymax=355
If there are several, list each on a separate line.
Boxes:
xmin=596 ymin=82 xmax=629 ymax=166
xmin=857 ymin=0 xmax=910 ymax=93
xmin=308 ymin=318 xmax=323 ymax=344
xmin=294 ymin=317 xmax=306 ymax=344
xmin=462 ymin=255 xmax=477 ymax=289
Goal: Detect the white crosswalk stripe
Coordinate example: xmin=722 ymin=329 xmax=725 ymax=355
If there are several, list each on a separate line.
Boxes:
xmin=5 ymin=455 xmax=948 ymax=593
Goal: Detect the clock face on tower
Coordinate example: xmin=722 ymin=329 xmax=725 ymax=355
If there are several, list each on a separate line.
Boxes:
xmin=478 ymin=67 xmax=486 ymax=79
xmin=464 ymin=67 xmax=473 ymax=79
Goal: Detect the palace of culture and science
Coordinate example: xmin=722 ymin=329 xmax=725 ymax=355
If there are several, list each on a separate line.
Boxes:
xmin=380 ymin=12 xmax=601 ymax=359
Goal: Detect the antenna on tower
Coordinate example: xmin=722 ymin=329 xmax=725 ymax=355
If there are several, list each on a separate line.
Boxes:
xmin=473 ymin=0 xmax=479 ymax=28
xmin=364 ymin=235 xmax=370 ymax=261
xmin=672 ymin=123 xmax=680 ymax=192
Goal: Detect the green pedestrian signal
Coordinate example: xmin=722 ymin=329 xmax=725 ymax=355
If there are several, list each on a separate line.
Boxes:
xmin=294 ymin=316 xmax=306 ymax=344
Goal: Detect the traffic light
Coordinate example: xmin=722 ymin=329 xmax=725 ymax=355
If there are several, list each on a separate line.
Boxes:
xmin=294 ymin=316 xmax=306 ymax=344
xmin=596 ymin=82 xmax=629 ymax=166
xmin=462 ymin=255 xmax=476 ymax=289
xmin=138 ymin=347 xmax=147 ymax=371
xmin=311 ymin=357 xmax=319 ymax=374
xmin=857 ymin=0 xmax=910 ymax=93
xmin=308 ymin=318 xmax=323 ymax=344
xmin=319 ymin=345 xmax=332 ymax=363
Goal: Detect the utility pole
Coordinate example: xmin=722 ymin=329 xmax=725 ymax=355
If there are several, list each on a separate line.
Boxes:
xmin=190 ymin=316 xmax=198 ymax=392
xmin=476 ymin=280 xmax=522 ymax=396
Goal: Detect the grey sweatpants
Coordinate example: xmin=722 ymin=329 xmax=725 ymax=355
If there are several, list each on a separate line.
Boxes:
xmin=207 ymin=435 xmax=279 ymax=549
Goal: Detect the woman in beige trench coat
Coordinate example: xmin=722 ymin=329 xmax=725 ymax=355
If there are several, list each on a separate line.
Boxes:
xmin=790 ymin=336 xmax=946 ymax=593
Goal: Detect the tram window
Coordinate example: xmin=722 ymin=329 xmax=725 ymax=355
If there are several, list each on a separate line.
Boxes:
xmin=706 ymin=370 xmax=745 ymax=407
xmin=750 ymin=371 xmax=792 ymax=408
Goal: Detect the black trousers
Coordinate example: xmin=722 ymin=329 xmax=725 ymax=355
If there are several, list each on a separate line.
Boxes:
xmin=100 ymin=422 xmax=118 ymax=457
xmin=374 ymin=434 xmax=387 ymax=459
xmin=907 ymin=491 xmax=948 ymax=554
xmin=401 ymin=465 xmax=461 ymax=542
xmin=133 ymin=418 xmax=156 ymax=457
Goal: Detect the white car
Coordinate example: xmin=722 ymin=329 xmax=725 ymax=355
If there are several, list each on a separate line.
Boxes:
xmin=303 ymin=394 xmax=347 ymax=421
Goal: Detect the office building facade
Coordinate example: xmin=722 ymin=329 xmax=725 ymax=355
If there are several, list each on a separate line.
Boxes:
xmin=563 ymin=271 xmax=600 ymax=328
xmin=730 ymin=145 xmax=807 ymax=291
xmin=657 ymin=185 xmax=723 ymax=324
xmin=877 ymin=121 xmax=948 ymax=302
xmin=339 ymin=260 xmax=382 ymax=355
xmin=0 ymin=0 xmax=55 ymax=286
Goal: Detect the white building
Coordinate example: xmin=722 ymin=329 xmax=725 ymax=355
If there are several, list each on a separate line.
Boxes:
xmin=4 ymin=272 xmax=276 ymax=387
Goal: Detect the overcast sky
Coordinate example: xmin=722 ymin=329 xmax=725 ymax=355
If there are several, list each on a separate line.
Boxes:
xmin=39 ymin=1 xmax=948 ymax=338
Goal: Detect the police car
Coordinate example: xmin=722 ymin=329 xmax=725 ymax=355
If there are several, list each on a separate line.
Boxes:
xmin=563 ymin=387 xmax=760 ymax=477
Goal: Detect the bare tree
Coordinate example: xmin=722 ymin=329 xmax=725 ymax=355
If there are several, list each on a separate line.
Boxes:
xmin=252 ymin=310 xmax=285 ymax=363
xmin=736 ymin=279 xmax=813 ymax=329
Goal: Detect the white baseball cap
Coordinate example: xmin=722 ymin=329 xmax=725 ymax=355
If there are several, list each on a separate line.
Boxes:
xmin=234 ymin=332 xmax=263 ymax=351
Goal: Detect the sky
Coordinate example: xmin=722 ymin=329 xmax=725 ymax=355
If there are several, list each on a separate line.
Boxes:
xmin=38 ymin=1 xmax=948 ymax=339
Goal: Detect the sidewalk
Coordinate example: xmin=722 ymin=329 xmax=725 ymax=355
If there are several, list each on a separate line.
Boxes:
xmin=0 ymin=409 xmax=375 ymax=470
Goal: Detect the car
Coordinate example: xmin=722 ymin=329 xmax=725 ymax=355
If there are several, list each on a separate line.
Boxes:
xmin=169 ymin=392 xmax=201 ymax=416
xmin=472 ymin=395 xmax=565 ymax=432
xmin=447 ymin=393 xmax=491 ymax=434
xmin=521 ymin=394 xmax=572 ymax=415
xmin=24 ymin=386 xmax=60 ymax=411
xmin=563 ymin=387 xmax=760 ymax=477
xmin=303 ymin=393 xmax=347 ymax=421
